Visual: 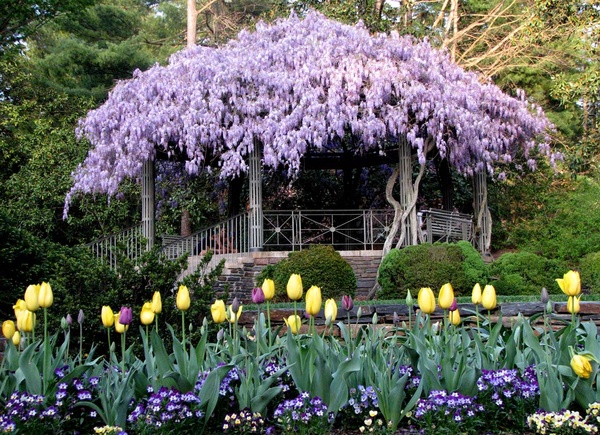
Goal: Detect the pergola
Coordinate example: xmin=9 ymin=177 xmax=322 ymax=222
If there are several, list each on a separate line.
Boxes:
xmin=65 ymin=12 xmax=555 ymax=258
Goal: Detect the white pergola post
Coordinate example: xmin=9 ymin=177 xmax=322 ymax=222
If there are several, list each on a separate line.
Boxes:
xmin=249 ymin=144 xmax=263 ymax=251
xmin=399 ymin=139 xmax=417 ymax=246
xmin=141 ymin=159 xmax=156 ymax=250
xmin=473 ymin=170 xmax=492 ymax=254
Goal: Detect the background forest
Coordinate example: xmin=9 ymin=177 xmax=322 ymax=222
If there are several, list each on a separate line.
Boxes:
xmin=0 ymin=0 xmax=599 ymax=322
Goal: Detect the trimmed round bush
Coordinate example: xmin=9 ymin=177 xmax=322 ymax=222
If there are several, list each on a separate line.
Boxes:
xmin=488 ymin=251 xmax=566 ymax=296
xmin=377 ymin=242 xmax=489 ymax=299
xmin=579 ymin=251 xmax=600 ymax=294
xmin=256 ymin=245 xmax=356 ymax=301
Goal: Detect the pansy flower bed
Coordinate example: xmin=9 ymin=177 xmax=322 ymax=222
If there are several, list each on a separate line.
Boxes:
xmin=1 ymin=271 xmax=600 ymax=434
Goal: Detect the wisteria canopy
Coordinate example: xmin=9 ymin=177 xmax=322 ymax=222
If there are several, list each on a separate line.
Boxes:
xmin=64 ymin=11 xmax=555 ymax=216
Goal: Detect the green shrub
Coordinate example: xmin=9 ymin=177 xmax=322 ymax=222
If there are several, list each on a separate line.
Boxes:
xmin=488 ymin=251 xmax=567 ymax=296
xmin=377 ymin=242 xmax=489 ymax=299
xmin=579 ymin=252 xmax=600 ymax=294
xmin=258 ymin=245 xmax=356 ymax=301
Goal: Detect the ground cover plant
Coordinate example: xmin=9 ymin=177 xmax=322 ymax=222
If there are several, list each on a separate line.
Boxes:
xmin=1 ymin=270 xmax=600 ymax=434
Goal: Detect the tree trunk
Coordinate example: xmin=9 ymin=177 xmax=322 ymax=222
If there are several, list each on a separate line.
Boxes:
xmin=435 ymin=156 xmax=454 ymax=211
xmin=181 ymin=208 xmax=192 ymax=237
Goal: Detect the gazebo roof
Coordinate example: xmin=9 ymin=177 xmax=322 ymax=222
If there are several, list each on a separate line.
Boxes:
xmin=65 ymin=11 xmax=555 ymax=216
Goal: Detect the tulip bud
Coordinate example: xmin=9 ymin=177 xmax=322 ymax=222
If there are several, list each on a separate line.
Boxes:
xmin=393 ymin=311 xmax=399 ymax=326
xmin=372 ymin=313 xmax=378 ymax=325
xmin=216 ymin=328 xmax=224 ymax=341
xmin=24 ymin=284 xmax=40 ymax=312
xmin=176 ymin=285 xmax=191 ymax=311
xmin=119 ymin=307 xmax=132 ymax=325
xmin=211 ymin=300 xmax=227 ymax=324
xmin=438 ymin=283 xmax=454 ymax=310
xmin=571 ymin=354 xmax=592 ymax=379
xmin=231 ymin=297 xmax=240 ymax=314
xmin=140 ymin=302 xmax=155 ymax=325
xmin=546 ymin=301 xmax=553 ymax=314
xmin=540 ymin=287 xmax=549 ymax=304
xmin=556 ymin=270 xmax=581 ymax=297
xmin=12 ymin=331 xmax=21 ymax=346
xmin=342 ymin=295 xmax=354 ymax=311
xmin=567 ymin=296 xmax=580 ymax=314
xmin=284 ymin=314 xmax=301 ymax=334
xmin=449 ymin=309 xmax=461 ymax=326
xmin=101 ymin=306 xmax=114 ymax=328
xmin=78 ymin=309 xmax=85 ymax=325
xmin=38 ymin=282 xmax=53 ymax=309
xmin=114 ymin=313 xmax=128 ymax=334
xmin=417 ymin=287 xmax=436 ymax=314
xmin=449 ymin=298 xmax=458 ymax=312
xmin=471 ymin=283 xmax=482 ymax=305
xmin=152 ymin=292 xmax=162 ymax=314
xmin=66 ymin=314 xmax=73 ymax=325
xmin=61 ymin=317 xmax=68 ymax=330
xmin=252 ymin=287 xmax=265 ymax=305
xmin=228 ymin=303 xmax=243 ymax=323
xmin=2 ymin=320 xmax=15 ymax=340
xmin=261 ymin=279 xmax=275 ymax=301
xmin=481 ymin=285 xmax=497 ymax=310
xmin=405 ymin=290 xmax=414 ymax=308
xmin=305 ymin=286 xmax=322 ymax=317
xmin=356 ymin=306 xmax=362 ymax=320
xmin=286 ymin=274 xmax=303 ymax=301
xmin=324 ymin=298 xmax=337 ymax=323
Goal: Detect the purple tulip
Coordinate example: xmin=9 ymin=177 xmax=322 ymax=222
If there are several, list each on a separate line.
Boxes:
xmin=119 ymin=306 xmax=132 ymax=325
xmin=540 ymin=287 xmax=549 ymax=304
xmin=77 ymin=309 xmax=85 ymax=324
xmin=66 ymin=314 xmax=73 ymax=326
xmin=231 ymin=297 xmax=240 ymax=314
xmin=449 ymin=298 xmax=458 ymax=312
xmin=342 ymin=295 xmax=354 ymax=311
xmin=252 ymin=287 xmax=265 ymax=304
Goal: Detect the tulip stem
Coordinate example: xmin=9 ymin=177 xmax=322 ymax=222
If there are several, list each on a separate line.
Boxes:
xmin=79 ymin=320 xmax=83 ymax=365
xmin=43 ymin=307 xmax=49 ymax=395
xmin=266 ymin=301 xmax=271 ymax=344
xmin=106 ymin=328 xmax=111 ymax=355
xmin=256 ymin=306 xmax=261 ymax=360
xmin=181 ymin=311 xmax=186 ymax=352
xmin=121 ymin=331 xmax=126 ymax=379
xmin=571 ymin=299 xmax=576 ymax=327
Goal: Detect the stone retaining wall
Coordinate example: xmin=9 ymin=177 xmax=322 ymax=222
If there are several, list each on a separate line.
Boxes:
xmin=193 ymin=250 xmax=383 ymax=303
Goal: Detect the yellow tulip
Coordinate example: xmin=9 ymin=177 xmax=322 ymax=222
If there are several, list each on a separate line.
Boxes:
xmin=284 ymin=314 xmax=301 ymax=334
xmin=449 ymin=309 xmax=461 ymax=326
xmin=151 ymin=291 xmax=162 ymax=314
xmin=12 ymin=331 xmax=21 ymax=346
xmin=481 ymin=285 xmax=497 ymax=310
xmin=101 ymin=306 xmax=114 ymax=328
xmin=140 ymin=302 xmax=155 ymax=326
xmin=472 ymin=283 xmax=482 ymax=305
xmin=417 ymin=287 xmax=436 ymax=314
xmin=211 ymin=300 xmax=227 ymax=323
xmin=24 ymin=284 xmax=40 ymax=312
xmin=286 ymin=274 xmax=303 ymax=301
xmin=13 ymin=299 xmax=26 ymax=318
xmin=571 ymin=354 xmax=592 ymax=379
xmin=438 ymin=283 xmax=454 ymax=310
xmin=556 ymin=270 xmax=581 ymax=297
xmin=18 ymin=310 xmax=35 ymax=333
xmin=262 ymin=279 xmax=275 ymax=301
xmin=2 ymin=320 xmax=15 ymax=339
xmin=114 ymin=313 xmax=128 ymax=334
xmin=176 ymin=285 xmax=191 ymax=311
xmin=567 ymin=296 xmax=580 ymax=314
xmin=324 ymin=299 xmax=337 ymax=323
xmin=305 ymin=285 xmax=322 ymax=316
xmin=38 ymin=282 xmax=53 ymax=309
xmin=228 ymin=304 xmax=243 ymax=323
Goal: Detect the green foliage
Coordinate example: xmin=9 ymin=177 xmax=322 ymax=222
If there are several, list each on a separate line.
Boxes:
xmin=489 ymin=251 xmax=566 ymax=296
xmin=259 ymin=245 xmax=356 ymax=301
xmin=377 ymin=242 xmax=489 ymax=299
xmin=579 ymin=252 xmax=600 ymax=295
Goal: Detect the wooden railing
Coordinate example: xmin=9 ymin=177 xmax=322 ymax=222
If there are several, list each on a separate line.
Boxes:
xmin=88 ymin=208 xmax=474 ymax=267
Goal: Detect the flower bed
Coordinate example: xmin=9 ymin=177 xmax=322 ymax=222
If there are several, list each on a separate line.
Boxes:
xmin=0 ymin=272 xmax=599 ymax=434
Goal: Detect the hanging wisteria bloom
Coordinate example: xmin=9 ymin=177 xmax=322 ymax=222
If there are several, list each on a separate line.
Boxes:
xmin=65 ymin=11 xmax=556 ymax=216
